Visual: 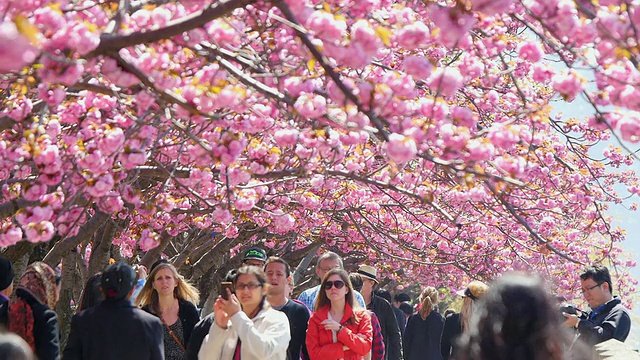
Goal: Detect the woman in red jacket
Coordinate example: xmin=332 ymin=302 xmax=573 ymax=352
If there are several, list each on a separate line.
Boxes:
xmin=306 ymin=268 xmax=373 ymax=360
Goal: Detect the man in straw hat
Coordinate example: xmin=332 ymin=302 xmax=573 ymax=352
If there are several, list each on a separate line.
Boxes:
xmin=358 ymin=264 xmax=404 ymax=360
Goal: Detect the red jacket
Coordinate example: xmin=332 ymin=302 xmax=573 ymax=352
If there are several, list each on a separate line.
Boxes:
xmin=306 ymin=303 xmax=373 ymax=360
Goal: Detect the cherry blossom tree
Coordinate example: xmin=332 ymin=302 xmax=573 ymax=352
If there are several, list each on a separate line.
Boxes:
xmin=1 ymin=0 xmax=639 ymax=329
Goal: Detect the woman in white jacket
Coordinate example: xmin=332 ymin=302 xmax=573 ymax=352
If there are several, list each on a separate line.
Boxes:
xmin=198 ymin=266 xmax=290 ymax=360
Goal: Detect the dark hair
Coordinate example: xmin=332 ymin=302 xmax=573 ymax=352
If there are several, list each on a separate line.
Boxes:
xmin=349 ymin=272 xmax=363 ymax=292
xmin=234 ymin=266 xmax=268 ymax=315
xmin=264 ymin=257 xmax=291 ymax=277
xmin=580 ymin=265 xmax=613 ymax=294
xmin=375 ymin=289 xmax=392 ymax=303
xmin=101 ymin=263 xmax=135 ymax=301
xmin=399 ymin=302 xmax=413 ymax=316
xmin=78 ymin=273 xmax=104 ymax=311
xmin=224 ymin=269 xmax=238 ymax=282
xmin=457 ymin=273 xmax=575 ymax=360
xmin=394 ymin=293 xmax=411 ymax=303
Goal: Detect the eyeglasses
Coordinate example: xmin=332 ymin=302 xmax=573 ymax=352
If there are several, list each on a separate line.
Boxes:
xmin=235 ymin=283 xmax=262 ymax=291
xmin=581 ymin=282 xmax=603 ymax=294
xmin=324 ymin=280 xmax=345 ymax=290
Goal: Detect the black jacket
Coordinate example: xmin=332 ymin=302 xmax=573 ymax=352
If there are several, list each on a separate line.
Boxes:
xmin=0 ymin=294 xmax=8 ymax=325
xmin=142 ymin=298 xmax=200 ymax=348
xmin=63 ymin=298 xmax=164 ymax=360
xmin=403 ymin=311 xmax=444 ymax=360
xmin=185 ymin=313 xmax=214 ymax=360
xmin=368 ymin=294 xmax=404 ymax=360
xmin=16 ymin=288 xmax=60 ymax=360
xmin=440 ymin=313 xmax=461 ymax=360
xmin=393 ymin=306 xmax=407 ymax=336
xmin=577 ymin=296 xmax=631 ymax=345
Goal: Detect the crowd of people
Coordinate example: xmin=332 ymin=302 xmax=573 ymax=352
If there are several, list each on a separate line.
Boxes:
xmin=0 ymin=250 xmax=633 ymax=360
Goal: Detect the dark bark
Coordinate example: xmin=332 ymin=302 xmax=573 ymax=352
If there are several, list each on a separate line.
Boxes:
xmin=92 ymin=0 xmax=257 ymax=55
xmin=87 ymin=218 xmax=117 ymax=275
xmin=43 ymin=211 xmax=110 ymax=267
xmin=56 ymin=251 xmax=81 ymax=350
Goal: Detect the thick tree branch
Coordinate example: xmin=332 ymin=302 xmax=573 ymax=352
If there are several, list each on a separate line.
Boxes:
xmin=43 ymin=211 xmax=110 ymax=267
xmin=93 ymin=0 xmax=257 ymax=55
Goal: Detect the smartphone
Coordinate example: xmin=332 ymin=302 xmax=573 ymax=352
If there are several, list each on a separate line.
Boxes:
xmin=220 ymin=282 xmax=233 ymax=300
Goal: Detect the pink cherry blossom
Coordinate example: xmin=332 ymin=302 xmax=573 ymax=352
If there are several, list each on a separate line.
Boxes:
xmin=24 ymin=221 xmax=55 ymax=243
xmin=0 ymin=222 xmax=23 ymax=247
xmin=0 ymin=21 xmax=39 ymax=73
xmin=139 ymin=229 xmax=160 ymax=251
xmin=212 ymin=208 xmax=233 ymax=225
xmin=552 ymin=70 xmax=584 ymax=102
xmin=518 ymin=41 xmax=544 ymax=63
xmin=403 ymin=56 xmax=433 ymax=80
xmin=386 ymin=133 xmax=418 ymax=163
xmin=428 ymin=67 xmax=463 ymax=97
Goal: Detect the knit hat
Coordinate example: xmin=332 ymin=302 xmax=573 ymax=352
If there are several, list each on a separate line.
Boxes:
xmin=101 ymin=262 xmax=135 ymax=301
xmin=0 ymin=256 xmax=14 ymax=290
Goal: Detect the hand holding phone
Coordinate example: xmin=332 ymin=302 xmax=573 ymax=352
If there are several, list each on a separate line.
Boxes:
xmin=220 ymin=282 xmax=233 ymax=300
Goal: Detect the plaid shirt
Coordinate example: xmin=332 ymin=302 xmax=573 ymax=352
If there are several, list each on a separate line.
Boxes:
xmin=370 ymin=310 xmax=385 ymax=360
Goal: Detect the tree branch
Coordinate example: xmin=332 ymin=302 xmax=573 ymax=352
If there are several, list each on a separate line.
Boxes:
xmin=93 ymin=0 xmax=257 ymax=55
xmin=43 ymin=211 xmax=110 ymax=267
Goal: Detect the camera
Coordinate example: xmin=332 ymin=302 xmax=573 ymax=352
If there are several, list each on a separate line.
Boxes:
xmin=559 ymin=303 xmax=579 ymax=321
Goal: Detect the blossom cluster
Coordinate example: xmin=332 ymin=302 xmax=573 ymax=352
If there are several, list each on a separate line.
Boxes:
xmin=0 ymin=0 xmax=638 ymax=300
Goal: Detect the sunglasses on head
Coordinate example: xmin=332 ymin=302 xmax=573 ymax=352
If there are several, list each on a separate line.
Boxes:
xmin=324 ymin=280 xmax=345 ymax=290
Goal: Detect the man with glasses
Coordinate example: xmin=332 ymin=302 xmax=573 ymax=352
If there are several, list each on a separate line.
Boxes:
xmin=563 ymin=265 xmax=631 ymax=345
xmin=297 ymin=251 xmax=365 ymax=311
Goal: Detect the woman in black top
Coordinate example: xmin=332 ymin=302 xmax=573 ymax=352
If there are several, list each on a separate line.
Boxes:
xmin=440 ymin=281 xmax=488 ymax=360
xmin=137 ymin=261 xmax=200 ymax=360
xmin=403 ymin=286 xmax=444 ymax=360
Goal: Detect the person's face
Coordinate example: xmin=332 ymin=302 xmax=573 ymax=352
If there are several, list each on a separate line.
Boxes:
xmin=581 ymin=277 xmax=610 ymax=308
xmin=265 ymin=262 xmax=288 ymax=296
xmin=235 ymin=274 xmax=266 ymax=309
xmin=153 ymin=268 xmax=177 ymax=297
xmin=316 ymin=259 xmax=340 ymax=281
xmin=361 ymin=278 xmax=375 ymax=296
xmin=244 ymin=259 xmax=265 ymax=267
xmin=324 ymin=274 xmax=348 ymax=302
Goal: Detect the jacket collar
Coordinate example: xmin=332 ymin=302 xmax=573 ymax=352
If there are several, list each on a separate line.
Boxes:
xmin=315 ymin=302 xmax=355 ymax=323
xmin=101 ymin=298 xmax=136 ymax=308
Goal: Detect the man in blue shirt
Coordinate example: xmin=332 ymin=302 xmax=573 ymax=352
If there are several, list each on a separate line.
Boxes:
xmin=563 ymin=265 xmax=631 ymax=346
xmin=297 ymin=251 xmax=365 ymax=311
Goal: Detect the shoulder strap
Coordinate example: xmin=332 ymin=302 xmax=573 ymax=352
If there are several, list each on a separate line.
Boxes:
xmin=160 ymin=317 xmax=186 ymax=353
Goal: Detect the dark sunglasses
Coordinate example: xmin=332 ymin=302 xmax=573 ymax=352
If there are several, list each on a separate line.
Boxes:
xmin=324 ymin=280 xmax=345 ymax=290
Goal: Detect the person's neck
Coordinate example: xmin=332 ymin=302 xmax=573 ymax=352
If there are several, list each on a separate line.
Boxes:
xmin=330 ymin=299 xmax=346 ymax=318
xmin=244 ymin=304 xmax=261 ymax=318
xmin=362 ymin=290 xmax=372 ymax=305
xmin=267 ymin=293 xmax=288 ymax=308
xmin=158 ymin=294 xmax=176 ymax=313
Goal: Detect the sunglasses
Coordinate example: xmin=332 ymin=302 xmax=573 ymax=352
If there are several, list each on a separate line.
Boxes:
xmin=324 ymin=280 xmax=345 ymax=290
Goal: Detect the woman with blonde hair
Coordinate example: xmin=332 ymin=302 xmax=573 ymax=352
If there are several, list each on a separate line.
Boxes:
xmin=137 ymin=261 xmax=200 ymax=360
xmin=306 ymin=269 xmax=373 ymax=360
xmin=403 ymin=286 xmax=444 ymax=360
xmin=440 ymin=281 xmax=488 ymax=360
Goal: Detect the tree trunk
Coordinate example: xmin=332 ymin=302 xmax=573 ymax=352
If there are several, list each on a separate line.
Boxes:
xmin=87 ymin=219 xmax=116 ymax=276
xmin=55 ymin=251 xmax=81 ymax=350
